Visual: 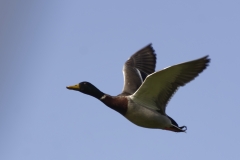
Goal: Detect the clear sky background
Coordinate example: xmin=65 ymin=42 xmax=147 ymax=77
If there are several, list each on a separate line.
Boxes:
xmin=0 ymin=0 xmax=239 ymax=160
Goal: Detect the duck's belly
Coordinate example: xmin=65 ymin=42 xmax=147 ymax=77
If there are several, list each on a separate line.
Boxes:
xmin=124 ymin=101 xmax=170 ymax=129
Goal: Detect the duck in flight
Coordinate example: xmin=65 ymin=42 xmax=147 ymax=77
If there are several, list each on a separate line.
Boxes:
xmin=67 ymin=44 xmax=210 ymax=132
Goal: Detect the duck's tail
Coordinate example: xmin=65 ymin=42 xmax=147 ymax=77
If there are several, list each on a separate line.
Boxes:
xmin=165 ymin=125 xmax=187 ymax=132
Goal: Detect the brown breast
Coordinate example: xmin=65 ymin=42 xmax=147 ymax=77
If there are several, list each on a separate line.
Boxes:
xmin=100 ymin=95 xmax=128 ymax=115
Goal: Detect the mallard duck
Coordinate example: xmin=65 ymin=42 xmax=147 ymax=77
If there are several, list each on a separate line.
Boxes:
xmin=67 ymin=44 xmax=210 ymax=132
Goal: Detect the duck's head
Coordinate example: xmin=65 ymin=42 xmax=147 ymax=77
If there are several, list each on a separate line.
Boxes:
xmin=66 ymin=81 xmax=104 ymax=99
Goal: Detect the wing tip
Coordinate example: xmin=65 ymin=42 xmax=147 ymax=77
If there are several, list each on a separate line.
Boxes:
xmin=202 ymin=55 xmax=211 ymax=64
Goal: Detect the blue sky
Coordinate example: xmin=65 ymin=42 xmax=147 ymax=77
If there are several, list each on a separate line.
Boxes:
xmin=0 ymin=0 xmax=240 ymax=159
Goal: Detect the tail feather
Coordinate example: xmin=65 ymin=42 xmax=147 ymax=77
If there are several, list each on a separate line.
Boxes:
xmin=165 ymin=124 xmax=187 ymax=132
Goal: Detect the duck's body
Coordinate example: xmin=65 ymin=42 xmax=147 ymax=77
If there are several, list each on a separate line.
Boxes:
xmin=100 ymin=95 xmax=170 ymax=129
xmin=67 ymin=44 xmax=210 ymax=132
xmin=125 ymin=96 xmax=171 ymax=129
xmin=98 ymin=93 xmax=185 ymax=131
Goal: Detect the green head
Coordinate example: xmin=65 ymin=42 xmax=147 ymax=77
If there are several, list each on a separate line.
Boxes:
xmin=66 ymin=81 xmax=104 ymax=99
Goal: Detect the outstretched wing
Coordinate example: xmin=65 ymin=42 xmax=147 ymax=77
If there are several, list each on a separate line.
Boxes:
xmin=119 ymin=44 xmax=156 ymax=96
xmin=130 ymin=56 xmax=210 ymax=114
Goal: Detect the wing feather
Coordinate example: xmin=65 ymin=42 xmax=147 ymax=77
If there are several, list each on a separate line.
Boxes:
xmin=119 ymin=44 xmax=156 ymax=96
xmin=131 ymin=56 xmax=210 ymax=113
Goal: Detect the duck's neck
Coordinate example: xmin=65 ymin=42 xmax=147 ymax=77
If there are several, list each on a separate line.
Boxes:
xmin=80 ymin=84 xmax=104 ymax=99
xmin=84 ymin=87 xmax=128 ymax=115
xmin=87 ymin=90 xmax=105 ymax=99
